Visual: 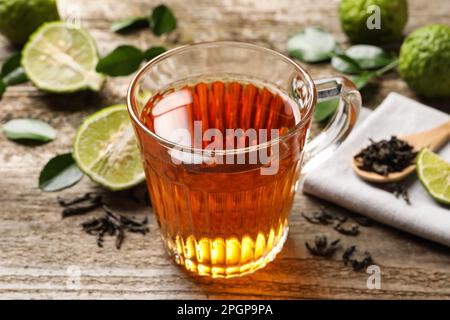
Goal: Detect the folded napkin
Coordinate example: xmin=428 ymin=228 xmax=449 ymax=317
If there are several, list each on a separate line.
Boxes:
xmin=303 ymin=93 xmax=450 ymax=247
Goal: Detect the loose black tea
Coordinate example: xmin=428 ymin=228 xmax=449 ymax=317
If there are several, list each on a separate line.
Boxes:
xmin=342 ymin=246 xmax=374 ymax=271
xmin=305 ymin=235 xmax=341 ymax=257
xmin=384 ymin=183 xmax=411 ymax=205
xmin=58 ymin=193 xmax=103 ymax=218
xmin=57 ymin=192 xmax=100 ymax=207
xmin=351 ymin=214 xmax=373 ymax=227
xmin=81 ymin=205 xmax=149 ymax=249
xmin=302 ymin=208 xmax=361 ymax=236
xmin=354 ymin=136 xmax=417 ymax=176
xmin=334 ymin=220 xmax=360 ymax=236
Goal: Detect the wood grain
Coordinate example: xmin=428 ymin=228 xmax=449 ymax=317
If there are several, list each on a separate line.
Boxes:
xmin=0 ymin=0 xmax=449 ymax=299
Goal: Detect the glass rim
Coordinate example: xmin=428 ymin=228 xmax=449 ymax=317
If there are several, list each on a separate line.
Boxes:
xmin=126 ymin=41 xmax=317 ymax=155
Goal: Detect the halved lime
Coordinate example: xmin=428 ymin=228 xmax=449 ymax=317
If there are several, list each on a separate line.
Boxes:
xmin=73 ymin=105 xmax=145 ymax=191
xmin=22 ymin=21 xmax=104 ymax=93
xmin=417 ymin=148 xmax=450 ymax=205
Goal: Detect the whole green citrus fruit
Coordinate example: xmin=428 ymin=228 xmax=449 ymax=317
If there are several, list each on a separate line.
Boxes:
xmin=399 ymin=24 xmax=450 ymax=98
xmin=339 ymin=0 xmax=408 ymax=44
xmin=0 ymin=0 xmax=60 ymax=45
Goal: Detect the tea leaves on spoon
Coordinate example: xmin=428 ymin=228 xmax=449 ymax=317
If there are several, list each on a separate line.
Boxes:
xmin=2 ymin=118 xmax=56 ymax=142
xmin=150 ymin=4 xmax=177 ymax=36
xmin=96 ymin=45 xmax=144 ymax=76
xmin=111 ymin=16 xmax=149 ymax=33
xmin=39 ymin=153 xmax=84 ymax=192
xmin=1 ymin=52 xmax=28 ymax=86
xmin=144 ymin=46 xmax=166 ymax=61
xmin=287 ymin=27 xmax=339 ymax=63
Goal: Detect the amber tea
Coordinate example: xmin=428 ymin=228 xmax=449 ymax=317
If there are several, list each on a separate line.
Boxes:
xmin=136 ymin=78 xmax=309 ymax=277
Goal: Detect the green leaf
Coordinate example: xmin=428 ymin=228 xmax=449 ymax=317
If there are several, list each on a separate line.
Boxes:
xmin=331 ymin=53 xmax=363 ymax=74
xmin=144 ymin=46 xmax=166 ymax=61
xmin=39 ymin=153 xmax=84 ymax=192
xmin=314 ymin=98 xmax=340 ymax=122
xmin=111 ymin=16 xmax=149 ymax=33
xmin=1 ymin=53 xmax=21 ymax=76
xmin=0 ymin=78 xmax=5 ymax=99
xmin=350 ymin=72 xmax=374 ymax=90
xmin=3 ymin=67 xmax=27 ymax=85
xmin=2 ymin=118 xmax=56 ymax=142
xmin=96 ymin=45 xmax=144 ymax=76
xmin=1 ymin=52 xmax=28 ymax=86
xmin=150 ymin=4 xmax=177 ymax=36
xmin=345 ymin=45 xmax=394 ymax=69
xmin=287 ymin=27 xmax=339 ymax=63
xmin=350 ymin=59 xmax=399 ymax=90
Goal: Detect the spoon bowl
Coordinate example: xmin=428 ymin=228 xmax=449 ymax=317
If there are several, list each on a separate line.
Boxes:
xmin=352 ymin=120 xmax=450 ymax=183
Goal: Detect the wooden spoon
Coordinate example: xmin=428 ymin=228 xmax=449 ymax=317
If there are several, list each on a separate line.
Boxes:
xmin=352 ymin=120 xmax=450 ymax=183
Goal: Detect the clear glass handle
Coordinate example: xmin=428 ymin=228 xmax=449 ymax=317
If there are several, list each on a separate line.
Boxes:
xmin=301 ymin=76 xmax=361 ymax=174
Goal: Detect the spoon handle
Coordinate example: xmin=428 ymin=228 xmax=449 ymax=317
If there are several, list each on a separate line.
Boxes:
xmin=402 ymin=120 xmax=450 ymax=151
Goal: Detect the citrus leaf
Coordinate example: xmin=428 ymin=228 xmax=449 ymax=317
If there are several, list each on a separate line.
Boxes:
xmin=345 ymin=45 xmax=394 ymax=69
xmin=350 ymin=59 xmax=399 ymax=90
xmin=111 ymin=16 xmax=149 ymax=33
xmin=0 ymin=78 xmax=5 ymax=98
xmin=314 ymin=98 xmax=340 ymax=122
xmin=2 ymin=118 xmax=56 ymax=142
xmin=350 ymin=72 xmax=374 ymax=90
xmin=150 ymin=4 xmax=177 ymax=36
xmin=144 ymin=46 xmax=166 ymax=61
xmin=1 ymin=52 xmax=28 ymax=86
xmin=96 ymin=45 xmax=144 ymax=76
xmin=287 ymin=27 xmax=339 ymax=63
xmin=39 ymin=153 xmax=84 ymax=192
xmin=331 ymin=53 xmax=363 ymax=74
xmin=3 ymin=67 xmax=27 ymax=85
xmin=1 ymin=52 xmax=21 ymax=76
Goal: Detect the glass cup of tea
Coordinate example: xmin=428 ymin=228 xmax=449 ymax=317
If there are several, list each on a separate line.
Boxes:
xmin=127 ymin=41 xmax=361 ymax=278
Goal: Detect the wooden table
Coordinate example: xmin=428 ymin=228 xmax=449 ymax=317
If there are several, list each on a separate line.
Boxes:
xmin=1 ymin=0 xmax=449 ymax=299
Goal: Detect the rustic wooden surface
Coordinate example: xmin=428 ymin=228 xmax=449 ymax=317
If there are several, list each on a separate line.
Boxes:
xmin=0 ymin=0 xmax=449 ymax=299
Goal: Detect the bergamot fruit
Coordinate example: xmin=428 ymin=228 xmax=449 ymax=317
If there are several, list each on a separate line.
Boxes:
xmin=339 ymin=0 xmax=408 ymax=44
xmin=0 ymin=0 xmax=59 ymax=45
xmin=399 ymin=24 xmax=450 ymax=98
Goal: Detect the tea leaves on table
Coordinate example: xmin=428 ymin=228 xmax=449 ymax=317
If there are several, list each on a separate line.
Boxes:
xmin=287 ymin=27 xmax=339 ymax=63
xmin=111 ymin=16 xmax=149 ymax=33
xmin=150 ymin=4 xmax=177 ymax=36
xmin=314 ymin=98 xmax=340 ymax=122
xmin=2 ymin=118 xmax=56 ymax=142
xmin=96 ymin=45 xmax=144 ymax=76
xmin=39 ymin=153 xmax=84 ymax=192
xmin=144 ymin=46 xmax=166 ymax=61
